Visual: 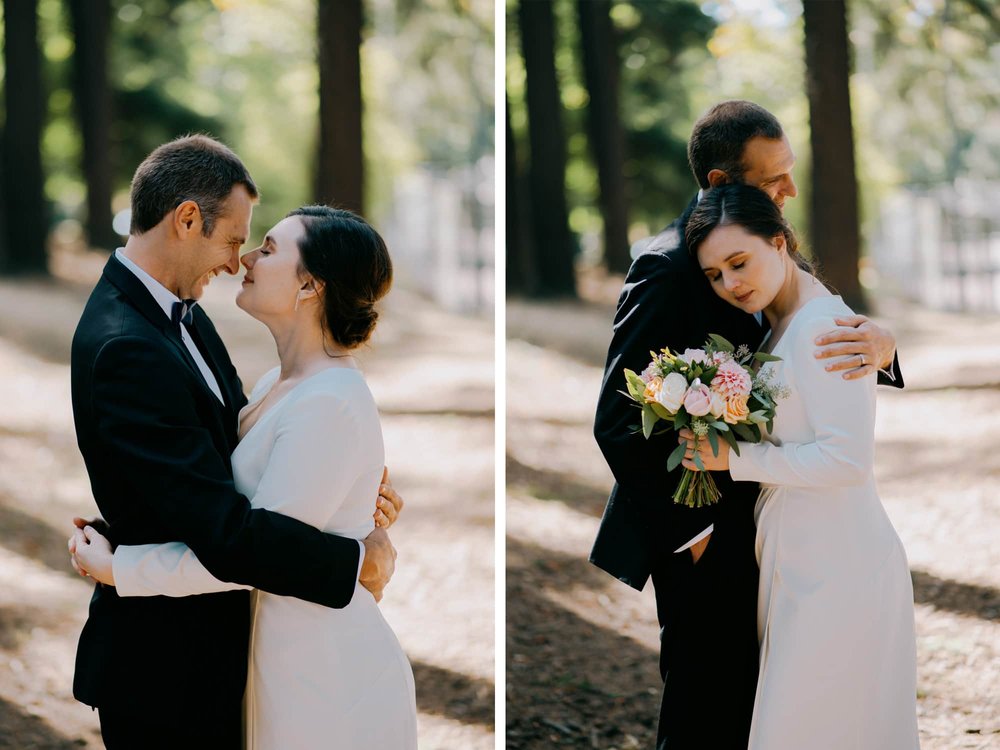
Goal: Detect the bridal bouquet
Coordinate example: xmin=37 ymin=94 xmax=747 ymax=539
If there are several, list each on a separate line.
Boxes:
xmin=623 ymin=335 xmax=785 ymax=507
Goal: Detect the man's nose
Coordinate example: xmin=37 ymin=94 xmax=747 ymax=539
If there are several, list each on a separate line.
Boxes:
xmin=225 ymin=248 xmax=241 ymax=275
xmin=784 ymin=175 xmax=798 ymax=198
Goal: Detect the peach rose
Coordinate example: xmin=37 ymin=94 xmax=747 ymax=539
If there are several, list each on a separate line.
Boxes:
xmin=723 ymin=393 xmax=750 ymax=424
xmin=643 ymin=376 xmax=663 ymax=402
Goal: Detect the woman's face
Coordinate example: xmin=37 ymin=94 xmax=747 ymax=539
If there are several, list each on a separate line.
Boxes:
xmin=696 ymin=223 xmax=787 ymax=314
xmin=237 ymin=216 xmax=313 ymax=319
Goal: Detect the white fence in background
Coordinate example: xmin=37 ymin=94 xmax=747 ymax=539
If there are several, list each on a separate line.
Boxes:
xmin=870 ymin=180 xmax=1000 ymax=313
xmin=380 ymin=158 xmax=495 ymax=315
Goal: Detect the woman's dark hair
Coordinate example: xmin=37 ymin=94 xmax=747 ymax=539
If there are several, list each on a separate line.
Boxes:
xmin=685 ymin=184 xmax=814 ymax=275
xmin=687 ymin=100 xmax=784 ymax=189
xmin=288 ymin=206 xmax=393 ymax=349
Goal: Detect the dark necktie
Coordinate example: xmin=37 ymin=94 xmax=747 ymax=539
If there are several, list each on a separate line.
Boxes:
xmin=171 ymin=299 xmax=197 ymax=327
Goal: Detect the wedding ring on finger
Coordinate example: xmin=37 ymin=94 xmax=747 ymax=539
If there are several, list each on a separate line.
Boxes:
xmin=859 ymin=353 xmax=866 ymax=367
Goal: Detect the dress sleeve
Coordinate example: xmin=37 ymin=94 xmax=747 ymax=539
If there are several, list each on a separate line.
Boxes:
xmin=113 ymin=385 xmax=365 ymax=598
xmin=728 ymin=313 xmax=876 ymax=488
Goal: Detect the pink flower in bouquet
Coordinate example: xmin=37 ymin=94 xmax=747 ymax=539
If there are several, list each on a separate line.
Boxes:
xmin=709 ymin=389 xmax=726 ymax=419
xmin=711 ymin=360 xmax=752 ymax=398
xmin=656 ymin=372 xmax=688 ymax=413
xmin=640 ymin=363 xmax=658 ymax=383
xmin=683 ymin=382 xmax=713 ymax=417
xmin=680 ymin=348 xmax=708 ymax=366
xmin=724 ymin=393 xmax=750 ymax=424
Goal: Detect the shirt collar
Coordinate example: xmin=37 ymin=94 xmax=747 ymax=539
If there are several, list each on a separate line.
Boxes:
xmin=115 ymin=248 xmax=193 ymax=322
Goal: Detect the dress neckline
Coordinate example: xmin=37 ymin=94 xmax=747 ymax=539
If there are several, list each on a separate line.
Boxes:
xmin=237 ymin=365 xmax=362 ymax=444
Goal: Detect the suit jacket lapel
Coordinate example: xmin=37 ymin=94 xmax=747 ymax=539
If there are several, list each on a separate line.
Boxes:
xmin=102 ymin=254 xmax=225 ymax=407
xmin=186 ymin=313 xmax=237 ymax=416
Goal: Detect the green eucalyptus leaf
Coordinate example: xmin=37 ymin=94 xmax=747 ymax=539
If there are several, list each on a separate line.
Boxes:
xmin=708 ymin=334 xmax=735 ymax=352
xmin=641 ymin=404 xmax=657 ymax=439
xmin=707 ymin=428 xmax=720 ymax=457
xmin=754 ymin=352 xmax=783 ymax=362
xmin=667 ymin=441 xmax=687 ymax=472
xmin=721 ymin=427 xmax=740 ymax=455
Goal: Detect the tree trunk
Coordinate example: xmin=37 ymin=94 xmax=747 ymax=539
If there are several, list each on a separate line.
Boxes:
xmin=577 ymin=0 xmax=630 ymax=274
xmin=1 ymin=0 xmax=48 ymax=275
xmin=802 ymin=0 xmax=865 ymax=310
xmin=316 ymin=0 xmax=364 ymax=215
xmin=68 ymin=0 xmax=118 ymax=250
xmin=506 ymin=94 xmax=534 ymax=294
xmin=518 ymin=0 xmax=575 ymax=297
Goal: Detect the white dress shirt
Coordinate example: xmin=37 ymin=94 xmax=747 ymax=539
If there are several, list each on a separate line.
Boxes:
xmin=115 ymin=249 xmax=225 ymax=404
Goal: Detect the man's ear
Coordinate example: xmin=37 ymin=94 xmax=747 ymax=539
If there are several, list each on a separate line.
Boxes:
xmin=174 ymin=200 xmax=202 ymax=237
xmin=706 ymin=169 xmax=731 ymax=188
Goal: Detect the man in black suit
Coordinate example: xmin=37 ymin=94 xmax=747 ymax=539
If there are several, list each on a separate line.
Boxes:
xmin=69 ymin=135 xmax=400 ymax=748
xmin=591 ymin=101 xmax=903 ymax=749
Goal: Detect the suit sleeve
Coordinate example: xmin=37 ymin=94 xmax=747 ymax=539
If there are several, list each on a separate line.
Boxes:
xmin=593 ymin=253 xmax=717 ymax=551
xmin=729 ymin=316 xmax=876 ymax=487
xmin=91 ymin=336 xmax=360 ymax=608
xmin=112 ymin=390 xmax=366 ymax=599
xmin=877 ymin=351 xmax=904 ymax=389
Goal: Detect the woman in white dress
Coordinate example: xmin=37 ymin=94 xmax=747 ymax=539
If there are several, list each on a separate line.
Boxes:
xmin=680 ymin=184 xmax=919 ymax=750
xmin=73 ymin=206 xmax=418 ymax=749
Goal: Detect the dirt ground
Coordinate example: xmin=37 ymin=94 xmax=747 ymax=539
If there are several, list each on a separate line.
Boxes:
xmin=506 ymin=281 xmax=1000 ymax=750
xmin=0 ymin=247 xmax=494 ymax=749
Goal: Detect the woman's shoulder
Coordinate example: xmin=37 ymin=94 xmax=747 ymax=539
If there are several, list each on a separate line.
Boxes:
xmin=285 ymin=367 xmax=376 ymax=417
xmin=790 ymin=295 xmax=854 ymax=341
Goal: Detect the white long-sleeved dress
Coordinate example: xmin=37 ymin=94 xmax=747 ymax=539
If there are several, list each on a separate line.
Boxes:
xmin=112 ymin=366 xmax=417 ymax=749
xmin=728 ymin=296 xmax=919 ymax=750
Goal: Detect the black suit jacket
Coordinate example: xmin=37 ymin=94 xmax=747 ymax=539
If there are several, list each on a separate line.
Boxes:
xmin=591 ymin=197 xmax=765 ymax=590
xmin=590 ymin=196 xmax=903 ymax=591
xmin=71 ymin=254 xmax=362 ymax=711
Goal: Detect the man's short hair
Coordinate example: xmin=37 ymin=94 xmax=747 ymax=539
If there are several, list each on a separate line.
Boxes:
xmin=687 ymin=101 xmax=784 ymax=189
xmin=129 ymin=134 xmax=259 ymax=236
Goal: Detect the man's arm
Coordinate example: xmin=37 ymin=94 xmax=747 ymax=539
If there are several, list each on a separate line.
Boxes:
xmin=89 ymin=336 xmax=380 ymax=608
xmin=593 ymin=254 xmax=717 ymax=553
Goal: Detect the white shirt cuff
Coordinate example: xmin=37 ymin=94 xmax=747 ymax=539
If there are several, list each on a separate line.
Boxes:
xmin=879 ymin=367 xmax=896 ymax=382
xmin=674 ymin=524 xmax=714 ymax=553
xmin=111 ymin=546 xmax=138 ymax=596
xmin=356 ymin=539 xmax=365 ymax=582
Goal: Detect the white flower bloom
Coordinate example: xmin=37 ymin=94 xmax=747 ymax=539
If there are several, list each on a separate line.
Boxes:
xmin=656 ymin=372 xmax=689 ymax=413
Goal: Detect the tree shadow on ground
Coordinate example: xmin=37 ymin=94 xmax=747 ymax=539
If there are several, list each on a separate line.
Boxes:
xmin=506 ymin=454 xmax=609 ymax=518
xmin=506 ymin=536 xmax=660 ymax=749
xmin=912 ymin=569 xmax=1000 ymax=622
xmin=0 ymin=502 xmax=81 ymax=580
xmin=412 ymin=661 xmax=494 ymax=729
xmin=0 ymin=695 xmax=90 ymax=749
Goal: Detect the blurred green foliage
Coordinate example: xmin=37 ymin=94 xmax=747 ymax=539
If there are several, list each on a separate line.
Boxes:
xmin=507 ymin=0 xmax=999 ymax=263
xmin=1 ymin=0 xmax=493 ymax=243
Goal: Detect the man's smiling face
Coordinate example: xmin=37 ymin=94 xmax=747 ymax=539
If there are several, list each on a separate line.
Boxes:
xmin=738 ymin=135 xmax=798 ymax=211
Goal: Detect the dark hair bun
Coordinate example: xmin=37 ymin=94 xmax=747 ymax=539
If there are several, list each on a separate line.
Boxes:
xmin=288 ymin=206 xmax=393 ymax=349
